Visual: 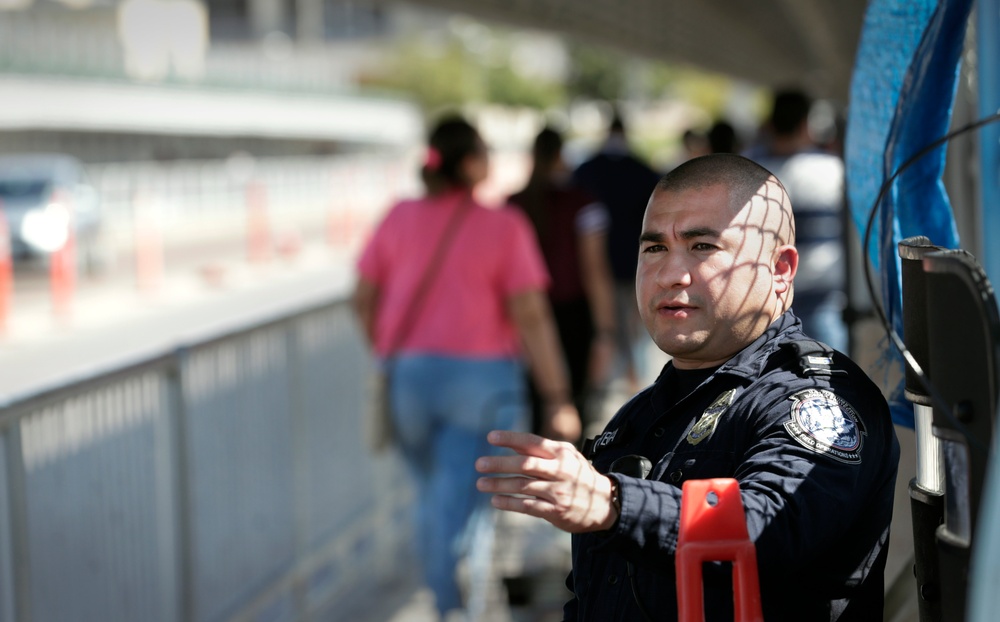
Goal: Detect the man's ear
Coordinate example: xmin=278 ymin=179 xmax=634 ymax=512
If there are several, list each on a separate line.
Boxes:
xmin=773 ymin=245 xmax=798 ymax=294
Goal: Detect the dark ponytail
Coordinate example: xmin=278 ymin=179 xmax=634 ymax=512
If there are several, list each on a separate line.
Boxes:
xmin=422 ymin=116 xmax=483 ymax=194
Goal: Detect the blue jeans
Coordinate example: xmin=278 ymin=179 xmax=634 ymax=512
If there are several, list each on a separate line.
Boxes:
xmin=390 ymin=355 xmax=527 ymax=616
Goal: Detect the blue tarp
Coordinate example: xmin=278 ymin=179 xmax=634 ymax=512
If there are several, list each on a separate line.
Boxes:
xmin=845 ymin=0 xmax=972 ymax=427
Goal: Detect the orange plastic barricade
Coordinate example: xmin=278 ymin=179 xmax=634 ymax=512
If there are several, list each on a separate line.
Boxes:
xmin=675 ymin=478 xmax=763 ymax=622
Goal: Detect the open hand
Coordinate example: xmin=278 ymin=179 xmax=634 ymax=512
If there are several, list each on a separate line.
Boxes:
xmin=476 ymin=430 xmax=617 ymax=533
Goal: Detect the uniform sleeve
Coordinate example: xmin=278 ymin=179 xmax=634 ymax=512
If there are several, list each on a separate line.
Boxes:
xmin=732 ymin=385 xmax=897 ymax=575
xmin=496 ymin=206 xmax=550 ymax=295
xmin=590 ymin=381 xmax=897 ymax=578
xmin=597 ymin=473 xmax=683 ymax=567
xmin=578 ymin=399 xmax=687 ymax=568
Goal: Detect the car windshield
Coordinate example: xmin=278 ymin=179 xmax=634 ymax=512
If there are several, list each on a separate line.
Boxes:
xmin=0 ymin=179 xmax=49 ymax=203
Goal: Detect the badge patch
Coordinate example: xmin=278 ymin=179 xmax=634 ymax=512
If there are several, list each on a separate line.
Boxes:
xmin=686 ymin=389 xmax=737 ymax=445
xmin=784 ymin=389 xmax=866 ymax=464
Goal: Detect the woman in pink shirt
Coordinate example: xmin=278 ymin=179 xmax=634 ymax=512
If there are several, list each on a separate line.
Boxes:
xmin=353 ymin=116 xmax=579 ymax=620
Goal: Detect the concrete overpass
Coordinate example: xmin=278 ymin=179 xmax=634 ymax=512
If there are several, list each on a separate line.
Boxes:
xmin=403 ymin=0 xmax=866 ymax=101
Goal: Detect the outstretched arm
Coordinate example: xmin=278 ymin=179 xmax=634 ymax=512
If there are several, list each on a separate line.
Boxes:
xmin=476 ymin=430 xmax=616 ymax=532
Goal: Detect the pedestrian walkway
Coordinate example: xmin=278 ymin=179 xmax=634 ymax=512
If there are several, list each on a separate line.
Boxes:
xmin=339 ymin=381 xmax=650 ymax=622
xmin=342 ymin=510 xmax=574 ymax=622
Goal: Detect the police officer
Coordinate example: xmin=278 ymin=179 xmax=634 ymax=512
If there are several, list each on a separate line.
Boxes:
xmin=475 ymin=153 xmax=899 ymax=621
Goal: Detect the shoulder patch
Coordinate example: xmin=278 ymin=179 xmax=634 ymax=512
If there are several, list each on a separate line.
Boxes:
xmin=784 ymin=389 xmax=866 ymax=464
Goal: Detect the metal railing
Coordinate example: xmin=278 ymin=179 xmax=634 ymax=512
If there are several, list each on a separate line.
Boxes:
xmin=86 ymin=152 xmax=418 ymax=254
xmin=0 ymin=297 xmax=411 ymax=622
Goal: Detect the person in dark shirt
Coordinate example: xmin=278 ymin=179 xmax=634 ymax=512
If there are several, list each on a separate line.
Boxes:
xmin=477 ymin=153 xmax=899 ymax=621
xmin=573 ymin=113 xmax=661 ymax=391
xmin=707 ymin=119 xmax=740 ymax=154
xmin=749 ymin=88 xmax=849 ymax=352
xmin=509 ymin=127 xmax=616 ymax=434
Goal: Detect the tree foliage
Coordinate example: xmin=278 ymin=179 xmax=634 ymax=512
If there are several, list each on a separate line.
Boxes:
xmin=364 ymin=28 xmax=565 ymax=111
xmin=361 ymin=17 xmax=739 ymax=120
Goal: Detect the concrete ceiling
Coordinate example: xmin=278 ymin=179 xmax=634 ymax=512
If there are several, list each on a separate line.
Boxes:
xmin=402 ymin=0 xmax=869 ymax=102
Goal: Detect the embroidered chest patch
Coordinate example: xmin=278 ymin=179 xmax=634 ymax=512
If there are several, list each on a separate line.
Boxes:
xmin=686 ymin=389 xmax=738 ymax=446
xmin=785 ymin=389 xmax=866 ymax=464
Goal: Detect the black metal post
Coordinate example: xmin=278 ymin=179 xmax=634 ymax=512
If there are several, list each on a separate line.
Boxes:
xmin=923 ymin=249 xmax=1000 ymax=622
xmin=898 ymin=236 xmax=945 ymax=622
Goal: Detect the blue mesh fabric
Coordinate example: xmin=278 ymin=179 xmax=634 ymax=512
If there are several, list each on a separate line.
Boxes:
xmin=845 ymin=0 xmax=972 ymax=427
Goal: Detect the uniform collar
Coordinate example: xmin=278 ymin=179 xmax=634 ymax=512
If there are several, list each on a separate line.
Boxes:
xmin=648 ymin=311 xmax=804 ymax=414
xmin=714 ymin=311 xmax=804 ymax=380
xmin=655 ymin=311 xmax=804 ymax=384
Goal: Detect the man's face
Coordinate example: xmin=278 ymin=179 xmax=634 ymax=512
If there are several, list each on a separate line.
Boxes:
xmin=636 ymin=181 xmax=789 ymax=369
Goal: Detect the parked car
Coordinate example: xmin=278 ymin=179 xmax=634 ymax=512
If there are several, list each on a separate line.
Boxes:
xmin=0 ymin=154 xmax=104 ymax=273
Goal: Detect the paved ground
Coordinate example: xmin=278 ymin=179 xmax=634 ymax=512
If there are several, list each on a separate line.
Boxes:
xmin=339 ymin=510 xmax=575 ymax=622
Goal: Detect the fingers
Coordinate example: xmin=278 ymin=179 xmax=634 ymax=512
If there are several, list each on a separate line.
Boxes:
xmin=475 ymin=474 xmax=556 ymax=519
xmin=489 ymin=491 xmax=553 ymax=517
xmin=485 ymin=429 xmax=562 ymax=457
xmin=478 ymin=478 xmax=566 ymax=520
xmin=476 ymin=475 xmax=550 ymax=497
xmin=475 ymin=453 xmax=559 ymax=479
xmin=478 ymin=429 xmax=583 ymax=478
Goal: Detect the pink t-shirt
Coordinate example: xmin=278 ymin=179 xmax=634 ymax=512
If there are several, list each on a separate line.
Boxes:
xmin=357 ymin=190 xmax=550 ymax=358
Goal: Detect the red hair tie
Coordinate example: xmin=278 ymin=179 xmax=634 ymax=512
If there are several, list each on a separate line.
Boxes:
xmin=425 ymin=147 xmax=442 ymax=171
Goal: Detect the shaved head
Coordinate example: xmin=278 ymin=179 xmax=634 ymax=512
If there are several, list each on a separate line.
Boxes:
xmin=658 ymin=153 xmax=795 ymax=248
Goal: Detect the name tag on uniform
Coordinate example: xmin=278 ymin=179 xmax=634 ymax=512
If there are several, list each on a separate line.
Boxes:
xmin=583 ymin=422 xmax=629 ymax=458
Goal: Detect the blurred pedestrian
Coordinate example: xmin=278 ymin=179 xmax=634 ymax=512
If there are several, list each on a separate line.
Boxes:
xmin=681 ymin=128 xmax=711 ymax=160
xmin=665 ymin=128 xmax=710 ymax=172
xmin=572 ymin=111 xmax=661 ymax=392
xmin=748 ymin=88 xmax=848 ymax=352
xmin=707 ymin=119 xmax=740 ymax=154
xmin=508 ymin=127 xmax=617 ymax=435
xmin=353 ymin=115 xmax=580 ymax=621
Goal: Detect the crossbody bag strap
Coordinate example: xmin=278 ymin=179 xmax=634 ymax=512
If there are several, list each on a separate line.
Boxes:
xmin=384 ymin=194 xmax=474 ymax=356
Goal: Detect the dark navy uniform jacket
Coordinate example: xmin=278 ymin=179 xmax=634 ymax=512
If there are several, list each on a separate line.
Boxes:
xmin=566 ymin=312 xmax=900 ymax=621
